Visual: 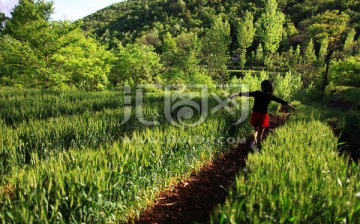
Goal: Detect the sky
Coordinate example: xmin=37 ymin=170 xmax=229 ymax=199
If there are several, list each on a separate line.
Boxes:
xmin=51 ymin=0 xmax=123 ymax=21
xmin=0 ymin=0 xmax=123 ymax=21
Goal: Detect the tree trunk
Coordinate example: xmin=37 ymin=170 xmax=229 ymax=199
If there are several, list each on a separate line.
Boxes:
xmin=322 ymin=50 xmax=333 ymax=92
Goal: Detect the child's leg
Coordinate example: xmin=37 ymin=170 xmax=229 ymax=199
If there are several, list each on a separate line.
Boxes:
xmin=257 ymin=127 xmax=265 ymax=147
xmin=253 ymin=126 xmax=259 ymax=144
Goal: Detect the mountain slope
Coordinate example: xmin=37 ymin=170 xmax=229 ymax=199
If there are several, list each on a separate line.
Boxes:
xmin=81 ymin=0 xmax=360 ymax=49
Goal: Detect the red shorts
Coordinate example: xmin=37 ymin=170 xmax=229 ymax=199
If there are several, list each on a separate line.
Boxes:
xmin=250 ymin=112 xmax=269 ymax=128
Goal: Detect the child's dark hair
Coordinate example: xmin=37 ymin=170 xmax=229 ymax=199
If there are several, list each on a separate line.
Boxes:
xmin=261 ymin=80 xmax=274 ymax=95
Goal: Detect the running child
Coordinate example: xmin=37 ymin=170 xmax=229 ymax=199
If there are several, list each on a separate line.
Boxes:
xmin=228 ymin=80 xmax=296 ymax=149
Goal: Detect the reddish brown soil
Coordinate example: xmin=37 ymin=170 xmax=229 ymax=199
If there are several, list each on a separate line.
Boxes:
xmin=133 ymin=114 xmax=289 ymax=224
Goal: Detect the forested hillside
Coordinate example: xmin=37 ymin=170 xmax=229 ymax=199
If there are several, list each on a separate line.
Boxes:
xmin=82 ymin=0 xmax=360 ymax=50
xmin=1 ymin=0 xmax=360 ymax=89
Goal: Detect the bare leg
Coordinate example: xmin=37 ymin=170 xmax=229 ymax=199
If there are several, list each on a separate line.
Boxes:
xmin=257 ymin=127 xmax=265 ymax=148
xmin=253 ymin=126 xmax=259 ymax=145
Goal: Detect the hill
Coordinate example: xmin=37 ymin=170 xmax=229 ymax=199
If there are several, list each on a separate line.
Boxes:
xmin=81 ymin=0 xmax=360 ymax=51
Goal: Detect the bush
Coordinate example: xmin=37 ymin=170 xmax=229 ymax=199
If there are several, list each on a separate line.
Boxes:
xmin=230 ymin=70 xmax=268 ymax=92
xmin=273 ymin=71 xmax=302 ymax=101
xmin=229 ymin=70 xmax=302 ymax=101
xmin=330 ymin=56 xmax=360 ymax=87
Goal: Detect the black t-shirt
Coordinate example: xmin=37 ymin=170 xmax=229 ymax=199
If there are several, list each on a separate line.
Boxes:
xmin=240 ymin=91 xmax=288 ymax=114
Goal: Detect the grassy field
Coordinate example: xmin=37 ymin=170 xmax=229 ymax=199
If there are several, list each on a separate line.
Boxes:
xmin=0 ymin=88 xmax=252 ymax=223
xmin=1 ymin=85 xmax=359 ymax=223
xmin=212 ymin=102 xmax=360 ymax=223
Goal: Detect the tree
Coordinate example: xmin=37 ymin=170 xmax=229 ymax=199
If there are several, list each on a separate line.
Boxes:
xmin=0 ymin=35 xmax=39 ymax=87
xmin=355 ymin=36 xmax=360 ymax=55
xmin=160 ymin=32 xmax=206 ymax=85
xmin=237 ymin=10 xmax=256 ymax=69
xmin=0 ymin=0 xmax=113 ymax=89
xmin=174 ymin=32 xmax=202 ymax=74
xmin=3 ymin=0 xmax=54 ymax=37
xmin=343 ymin=28 xmax=356 ymax=54
xmin=50 ymin=31 xmax=114 ymax=90
xmin=304 ymin=38 xmax=316 ymax=63
xmin=255 ymin=0 xmax=285 ymax=65
xmin=255 ymin=43 xmax=264 ymax=64
xmin=161 ymin=32 xmax=178 ymax=67
xmin=110 ymin=43 xmax=162 ymax=86
xmin=302 ymin=10 xmax=350 ymax=91
xmin=1 ymin=0 xmax=56 ymax=88
xmin=137 ymin=30 xmax=161 ymax=48
xmin=294 ymin=45 xmax=302 ymax=64
xmin=161 ymin=32 xmax=200 ymax=71
xmin=2 ymin=0 xmax=69 ymax=88
xmin=202 ymin=15 xmax=231 ymax=80
xmin=318 ymin=38 xmax=328 ymax=64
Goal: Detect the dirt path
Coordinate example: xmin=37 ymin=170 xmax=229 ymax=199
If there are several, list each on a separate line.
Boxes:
xmin=134 ymin=114 xmax=288 ymax=224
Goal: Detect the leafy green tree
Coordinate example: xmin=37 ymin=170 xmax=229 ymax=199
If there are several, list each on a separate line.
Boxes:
xmin=137 ymin=30 xmax=161 ymax=49
xmin=237 ymin=10 xmax=256 ymax=69
xmin=303 ymin=10 xmax=350 ymax=91
xmin=110 ymin=43 xmax=162 ymax=86
xmin=0 ymin=0 xmax=113 ymax=89
xmin=294 ymin=45 xmax=302 ymax=64
xmin=175 ymin=32 xmax=202 ymax=74
xmin=330 ymin=56 xmax=360 ymax=87
xmin=355 ymin=36 xmax=360 ymax=54
xmin=1 ymin=0 xmax=57 ymax=88
xmin=3 ymin=0 xmax=54 ymax=37
xmin=255 ymin=0 xmax=285 ymax=65
xmin=202 ymin=15 xmax=231 ymax=80
xmin=162 ymin=32 xmax=201 ymax=72
xmin=255 ymin=43 xmax=264 ymax=64
xmin=0 ymin=35 xmax=39 ymax=87
xmin=343 ymin=28 xmax=356 ymax=54
xmin=304 ymin=38 xmax=316 ymax=63
xmin=161 ymin=32 xmax=178 ymax=67
xmin=318 ymin=37 xmax=328 ymax=64
xmin=50 ymin=31 xmax=114 ymax=90
xmin=160 ymin=32 xmax=203 ymax=84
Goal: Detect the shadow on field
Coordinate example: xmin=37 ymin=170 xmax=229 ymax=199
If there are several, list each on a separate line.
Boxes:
xmin=133 ymin=114 xmax=288 ymax=224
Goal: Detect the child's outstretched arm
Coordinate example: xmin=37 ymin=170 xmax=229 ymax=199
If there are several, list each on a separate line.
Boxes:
xmin=228 ymin=93 xmax=239 ymax=99
xmin=286 ymin=103 xmax=297 ymax=112
xmin=228 ymin=92 xmax=251 ymax=99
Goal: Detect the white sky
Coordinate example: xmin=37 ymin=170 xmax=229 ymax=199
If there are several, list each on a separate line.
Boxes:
xmin=51 ymin=0 xmax=123 ymax=21
xmin=0 ymin=0 xmax=124 ymax=21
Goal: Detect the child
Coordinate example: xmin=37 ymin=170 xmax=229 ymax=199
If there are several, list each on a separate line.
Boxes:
xmin=228 ymin=80 xmax=296 ymax=149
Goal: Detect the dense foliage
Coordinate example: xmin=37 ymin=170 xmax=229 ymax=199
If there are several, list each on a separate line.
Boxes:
xmin=1 ymin=0 xmax=360 ymax=89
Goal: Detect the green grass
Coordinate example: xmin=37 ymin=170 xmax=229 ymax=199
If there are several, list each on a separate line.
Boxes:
xmin=0 ymin=88 xmax=125 ymax=126
xmin=318 ymin=85 xmax=360 ymax=111
xmin=212 ymin=107 xmax=360 ymax=223
xmin=331 ymin=86 xmax=360 ymax=110
xmin=0 ymin=88 xmax=253 ymax=223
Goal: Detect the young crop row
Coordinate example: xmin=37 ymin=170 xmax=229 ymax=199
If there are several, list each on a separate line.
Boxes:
xmin=0 ymin=92 xmax=249 ymax=179
xmin=0 ymin=98 xmax=169 ymax=178
xmin=212 ymin=115 xmax=360 ymax=223
xmin=0 ymin=105 xmax=251 ymax=223
xmin=0 ymin=88 xmax=125 ymax=126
